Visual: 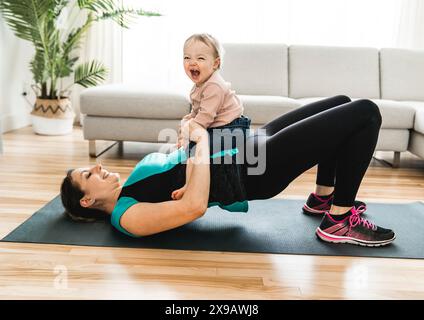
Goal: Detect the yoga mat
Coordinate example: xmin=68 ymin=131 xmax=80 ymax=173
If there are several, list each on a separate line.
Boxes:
xmin=2 ymin=195 xmax=424 ymax=259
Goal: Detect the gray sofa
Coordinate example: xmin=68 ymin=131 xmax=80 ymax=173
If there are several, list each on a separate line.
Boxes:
xmin=80 ymin=44 xmax=424 ymax=167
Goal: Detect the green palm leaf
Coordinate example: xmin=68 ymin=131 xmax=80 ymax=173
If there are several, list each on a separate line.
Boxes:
xmin=96 ymin=8 xmax=161 ymax=28
xmin=77 ymin=0 xmax=161 ymax=28
xmin=30 ymin=48 xmax=50 ymax=84
xmin=0 ymin=0 xmax=51 ymax=47
xmin=62 ymin=14 xmax=94 ymax=55
xmin=77 ymin=0 xmax=114 ymax=11
xmin=74 ymin=60 xmax=108 ymax=88
xmin=0 ymin=0 xmax=160 ymax=98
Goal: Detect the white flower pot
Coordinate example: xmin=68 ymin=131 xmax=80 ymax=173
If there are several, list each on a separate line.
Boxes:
xmin=31 ymin=114 xmax=74 ymax=135
xmin=30 ymin=97 xmax=75 ymax=136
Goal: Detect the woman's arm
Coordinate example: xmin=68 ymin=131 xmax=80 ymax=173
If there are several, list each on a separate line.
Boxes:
xmin=176 ymin=111 xmax=196 ymax=148
xmin=172 ymin=118 xmax=198 ymax=199
xmin=186 ymin=156 xmax=194 ymax=182
xmin=180 ymin=118 xmax=195 ymax=181
xmin=171 ymin=157 xmax=193 ymax=200
xmin=121 ymin=124 xmax=210 ymax=237
xmin=180 ymin=125 xmax=210 ymax=208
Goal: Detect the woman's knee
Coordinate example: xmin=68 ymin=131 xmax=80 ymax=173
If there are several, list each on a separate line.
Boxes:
xmin=333 ymin=95 xmax=352 ymax=104
xmin=353 ymin=99 xmax=382 ymax=127
xmin=323 ymin=95 xmax=351 ymax=106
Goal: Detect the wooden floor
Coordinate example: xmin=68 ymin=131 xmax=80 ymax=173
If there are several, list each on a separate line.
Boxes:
xmin=0 ymin=126 xmax=424 ymax=299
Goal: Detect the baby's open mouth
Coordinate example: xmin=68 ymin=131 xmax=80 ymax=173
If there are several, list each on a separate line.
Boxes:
xmin=190 ymin=70 xmax=200 ymax=77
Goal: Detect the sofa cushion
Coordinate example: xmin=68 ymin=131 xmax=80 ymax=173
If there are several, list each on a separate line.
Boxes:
xmin=80 ymin=84 xmax=191 ymax=119
xmin=296 ymin=97 xmax=328 ymax=105
xmin=297 ymin=97 xmax=415 ymax=129
xmin=380 ymin=48 xmax=424 ymax=101
xmin=220 ymin=43 xmax=288 ymax=96
xmin=371 ymin=99 xmax=415 ymax=130
xmin=409 ymin=131 xmax=424 ymax=159
xmin=238 ymin=95 xmax=300 ymax=124
xmin=377 ymin=129 xmax=409 ymax=152
xmin=289 ymin=45 xmax=380 ymax=99
xmin=82 ymin=116 xmax=180 ymax=142
xmin=400 ymin=101 xmax=424 ymax=134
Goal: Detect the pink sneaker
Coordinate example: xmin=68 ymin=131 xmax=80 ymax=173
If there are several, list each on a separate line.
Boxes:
xmin=303 ymin=192 xmax=366 ymax=216
xmin=316 ymin=207 xmax=396 ymax=247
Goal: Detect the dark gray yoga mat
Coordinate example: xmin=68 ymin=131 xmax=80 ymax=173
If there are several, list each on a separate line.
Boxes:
xmin=2 ymin=195 xmax=424 ymax=259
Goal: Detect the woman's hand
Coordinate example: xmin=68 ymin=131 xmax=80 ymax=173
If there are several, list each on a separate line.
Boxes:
xmin=175 ymin=126 xmax=184 ymax=149
xmin=179 ymin=119 xmax=207 ymax=148
xmin=179 ymin=121 xmax=190 ymax=148
xmin=188 ymin=119 xmax=208 ymax=143
xmin=171 ymin=185 xmax=187 ymax=200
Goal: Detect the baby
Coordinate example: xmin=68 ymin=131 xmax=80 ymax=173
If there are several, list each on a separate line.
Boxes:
xmin=176 ymin=33 xmax=250 ymax=150
xmin=172 ymin=33 xmax=250 ymax=201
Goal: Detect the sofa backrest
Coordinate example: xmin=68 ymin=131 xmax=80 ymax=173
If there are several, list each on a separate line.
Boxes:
xmin=289 ymin=45 xmax=380 ymax=99
xmin=220 ymin=43 xmax=288 ymax=96
xmin=380 ymin=48 xmax=424 ymax=101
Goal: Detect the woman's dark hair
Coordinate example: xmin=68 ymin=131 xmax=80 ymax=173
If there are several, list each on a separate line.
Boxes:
xmin=60 ymin=169 xmax=108 ymax=223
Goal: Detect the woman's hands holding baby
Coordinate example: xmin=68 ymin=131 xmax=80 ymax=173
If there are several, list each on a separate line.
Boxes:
xmin=176 ymin=119 xmax=208 ymax=148
xmin=176 ymin=126 xmax=184 ymax=149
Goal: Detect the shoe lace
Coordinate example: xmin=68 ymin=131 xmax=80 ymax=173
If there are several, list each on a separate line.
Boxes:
xmin=355 ymin=204 xmax=367 ymax=214
xmin=349 ymin=207 xmax=376 ymax=231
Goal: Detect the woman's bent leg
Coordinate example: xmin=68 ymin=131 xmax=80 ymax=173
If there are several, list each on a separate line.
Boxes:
xmin=244 ymin=99 xmax=382 ymax=206
xmin=259 ymin=95 xmax=351 ymax=135
xmin=259 ymin=95 xmax=351 ymax=192
xmin=246 ymin=98 xmax=396 ymax=246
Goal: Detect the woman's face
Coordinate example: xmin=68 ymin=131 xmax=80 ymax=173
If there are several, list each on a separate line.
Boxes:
xmin=71 ymin=164 xmax=121 ymax=207
xmin=183 ymin=40 xmax=220 ymax=86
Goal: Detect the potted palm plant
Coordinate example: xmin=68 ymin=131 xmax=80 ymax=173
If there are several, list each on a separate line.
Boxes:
xmin=0 ymin=0 xmax=160 ymax=135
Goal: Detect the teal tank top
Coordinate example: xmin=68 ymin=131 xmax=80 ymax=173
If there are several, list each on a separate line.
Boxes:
xmin=111 ymin=147 xmax=249 ymax=237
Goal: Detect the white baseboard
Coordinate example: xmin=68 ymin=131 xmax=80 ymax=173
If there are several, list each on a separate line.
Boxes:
xmin=0 ymin=113 xmax=82 ymax=133
xmin=1 ymin=113 xmax=31 ymax=133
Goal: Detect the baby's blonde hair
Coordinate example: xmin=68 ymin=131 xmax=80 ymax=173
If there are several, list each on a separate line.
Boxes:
xmin=184 ymin=33 xmax=225 ymax=69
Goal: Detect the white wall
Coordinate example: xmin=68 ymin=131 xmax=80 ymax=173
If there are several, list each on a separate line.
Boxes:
xmin=0 ymin=14 xmax=34 ymax=133
xmin=122 ymin=0 xmax=400 ymax=92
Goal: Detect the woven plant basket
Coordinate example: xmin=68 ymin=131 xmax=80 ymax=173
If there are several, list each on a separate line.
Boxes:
xmin=30 ymin=97 xmax=75 ymax=135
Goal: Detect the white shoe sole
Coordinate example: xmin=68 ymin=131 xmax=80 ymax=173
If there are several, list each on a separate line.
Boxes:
xmin=316 ymin=227 xmax=396 ymax=247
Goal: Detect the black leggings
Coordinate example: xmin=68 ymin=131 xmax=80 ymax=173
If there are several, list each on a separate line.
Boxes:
xmin=243 ymin=95 xmax=382 ymax=207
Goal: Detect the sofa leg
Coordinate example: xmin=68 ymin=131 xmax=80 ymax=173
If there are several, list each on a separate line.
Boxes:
xmin=392 ymin=151 xmax=400 ymax=168
xmin=89 ymin=140 xmax=120 ymax=158
xmin=373 ymin=151 xmax=401 ymax=168
xmin=118 ymin=141 xmax=124 ymax=154
xmin=89 ymin=140 xmax=97 ymax=158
